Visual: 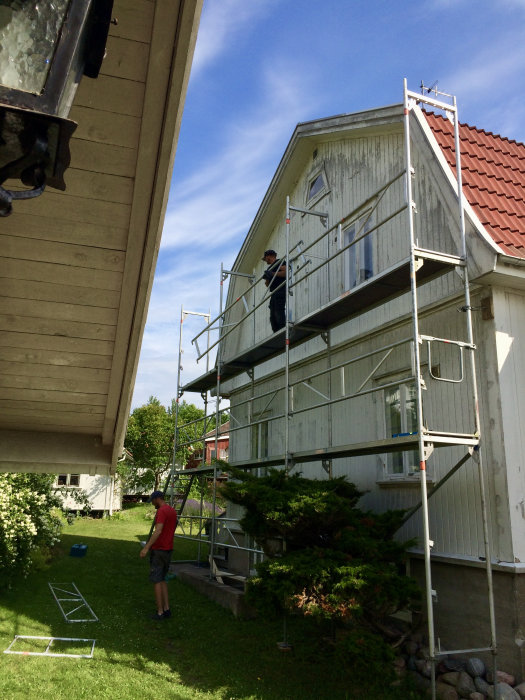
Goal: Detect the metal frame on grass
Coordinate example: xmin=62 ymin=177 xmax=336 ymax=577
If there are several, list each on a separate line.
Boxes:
xmin=4 ymin=635 xmax=96 ymax=659
xmin=48 ymin=582 xmax=98 ymax=623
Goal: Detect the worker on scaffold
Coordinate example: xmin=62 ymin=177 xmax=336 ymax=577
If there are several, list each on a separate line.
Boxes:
xmin=262 ymin=249 xmax=286 ymax=332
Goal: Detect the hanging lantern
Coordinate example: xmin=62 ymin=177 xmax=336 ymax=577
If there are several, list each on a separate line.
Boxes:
xmin=0 ymin=0 xmax=114 ymax=215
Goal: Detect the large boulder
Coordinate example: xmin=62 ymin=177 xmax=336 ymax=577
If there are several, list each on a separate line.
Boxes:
xmin=466 ymin=658 xmax=486 ymax=679
xmin=435 ymin=682 xmax=459 ymax=700
xmin=487 ymin=683 xmax=520 ymax=700
xmin=514 ymin=682 xmax=525 ymax=700
xmin=456 ymin=671 xmax=476 ymax=698
xmin=441 ymin=671 xmax=460 ymax=687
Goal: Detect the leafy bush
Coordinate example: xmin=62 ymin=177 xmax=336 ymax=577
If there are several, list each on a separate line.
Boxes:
xmin=222 ymin=468 xmax=421 ymax=636
xmin=0 ymin=473 xmax=62 ymax=588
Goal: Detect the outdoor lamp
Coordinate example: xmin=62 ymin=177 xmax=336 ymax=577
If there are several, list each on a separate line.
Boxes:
xmin=0 ymin=0 xmax=114 ymax=216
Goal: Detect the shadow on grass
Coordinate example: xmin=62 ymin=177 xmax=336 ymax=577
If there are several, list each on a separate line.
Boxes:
xmin=0 ymin=528 xmax=422 ymax=700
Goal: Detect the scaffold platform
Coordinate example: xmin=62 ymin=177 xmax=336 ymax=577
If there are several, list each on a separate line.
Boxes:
xmin=183 ymin=249 xmax=462 ymax=394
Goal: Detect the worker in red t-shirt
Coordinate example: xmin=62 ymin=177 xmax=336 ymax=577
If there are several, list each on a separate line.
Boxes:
xmin=140 ymin=490 xmax=177 ymax=620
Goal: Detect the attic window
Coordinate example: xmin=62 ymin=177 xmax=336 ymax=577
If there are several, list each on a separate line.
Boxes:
xmin=308 ymin=173 xmax=325 ymax=201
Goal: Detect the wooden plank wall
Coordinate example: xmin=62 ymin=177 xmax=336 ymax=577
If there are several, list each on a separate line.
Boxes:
xmin=0 ymin=0 xmax=154 ymax=436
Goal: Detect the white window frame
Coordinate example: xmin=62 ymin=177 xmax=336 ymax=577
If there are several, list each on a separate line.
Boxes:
xmin=305 ymin=166 xmax=329 ymax=208
xmin=383 ymin=378 xmax=419 ymax=478
xmin=56 ymin=474 xmax=81 ymax=487
xmin=251 ymin=419 xmax=269 ymax=460
xmin=343 ymin=211 xmax=373 ymax=290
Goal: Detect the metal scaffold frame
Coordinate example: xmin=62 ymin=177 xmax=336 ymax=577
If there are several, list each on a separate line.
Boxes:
xmin=172 ymin=80 xmax=497 ymax=698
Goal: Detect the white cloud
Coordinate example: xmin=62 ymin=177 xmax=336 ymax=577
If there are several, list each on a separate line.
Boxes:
xmin=191 ymin=0 xmax=278 ymax=76
xmin=132 ymin=60 xmax=320 ymax=409
xmin=162 ymin=62 xmax=319 ymax=251
xmin=438 ymin=31 xmax=525 ymax=142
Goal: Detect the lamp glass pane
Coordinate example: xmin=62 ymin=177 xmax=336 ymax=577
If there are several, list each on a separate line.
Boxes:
xmin=0 ymin=0 xmax=71 ymax=94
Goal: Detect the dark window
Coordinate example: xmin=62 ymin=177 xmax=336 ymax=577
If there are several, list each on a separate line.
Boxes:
xmin=69 ymin=474 xmax=80 ymax=487
xmin=307 ymin=173 xmax=324 ymax=201
xmin=57 ymin=474 xmax=67 ymax=486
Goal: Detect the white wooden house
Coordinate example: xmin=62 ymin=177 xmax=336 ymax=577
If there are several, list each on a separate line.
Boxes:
xmin=184 ymin=97 xmax=525 ymax=675
xmin=0 ymin=0 xmax=202 ymax=478
xmin=53 ymin=472 xmax=121 ymax=514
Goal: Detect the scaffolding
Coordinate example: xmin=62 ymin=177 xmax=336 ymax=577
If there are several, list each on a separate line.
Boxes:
xmin=171 ymin=80 xmax=497 ymax=699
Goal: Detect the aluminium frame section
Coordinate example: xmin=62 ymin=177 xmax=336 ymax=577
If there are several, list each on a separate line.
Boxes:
xmin=48 ymin=582 xmax=98 ymax=623
xmin=4 ymin=635 xmax=96 ymax=659
xmin=168 ymin=305 xmax=211 ymax=509
xmin=403 ymin=78 xmax=497 ymax=700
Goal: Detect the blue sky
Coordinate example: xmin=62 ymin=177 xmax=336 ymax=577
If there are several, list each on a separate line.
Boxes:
xmin=131 ymin=0 xmax=525 ymax=409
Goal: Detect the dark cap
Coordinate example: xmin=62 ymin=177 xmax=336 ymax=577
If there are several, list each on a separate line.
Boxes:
xmin=148 ymin=490 xmax=164 ymax=502
xmin=262 ymin=249 xmax=277 ymax=260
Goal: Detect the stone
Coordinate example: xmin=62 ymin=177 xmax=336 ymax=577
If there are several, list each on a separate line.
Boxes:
xmin=407 ymin=655 xmax=418 ymax=671
xmin=474 ymin=676 xmax=490 ymax=696
xmin=457 ymin=671 xmax=476 ymax=698
xmin=514 ymin=682 xmax=525 ymax=700
xmin=487 ymin=683 xmax=520 ymax=700
xmin=486 ymin=670 xmax=516 ymax=687
xmin=416 ymin=658 xmax=433 ymax=678
xmin=443 ymin=658 xmax=468 ymax=673
xmin=435 ymin=681 xmax=459 ymax=700
xmin=470 ymin=694 xmax=485 ymax=700
xmin=405 ymin=640 xmax=419 ymax=656
xmin=394 ymin=656 xmax=406 ymax=671
xmin=441 ymin=672 xmax=461 ymax=687
xmin=408 ymin=670 xmax=431 ymax=691
xmin=417 ymin=645 xmax=431 ymax=659
xmin=466 ymin=658 xmax=486 ymax=679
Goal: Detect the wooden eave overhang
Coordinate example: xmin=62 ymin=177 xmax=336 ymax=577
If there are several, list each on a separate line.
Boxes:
xmin=0 ymin=0 xmax=203 ymax=476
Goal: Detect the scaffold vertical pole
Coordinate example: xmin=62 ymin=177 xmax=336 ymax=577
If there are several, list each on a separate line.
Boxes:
xmin=452 ymin=93 xmax=498 ymax=684
xmin=285 ymin=197 xmax=291 ymax=472
xmin=168 ymin=305 xmax=186 ymax=507
xmin=209 ymin=263 xmax=225 ymax=578
xmin=403 ymin=77 xmax=437 ymax=700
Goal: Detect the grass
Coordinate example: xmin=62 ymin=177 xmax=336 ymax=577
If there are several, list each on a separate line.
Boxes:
xmin=0 ymin=504 xmax=423 ymax=700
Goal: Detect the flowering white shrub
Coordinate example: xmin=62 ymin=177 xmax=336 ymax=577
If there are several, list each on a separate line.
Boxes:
xmin=0 ymin=473 xmax=62 ymax=587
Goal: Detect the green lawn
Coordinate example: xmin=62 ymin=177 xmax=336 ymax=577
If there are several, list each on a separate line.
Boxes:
xmin=0 ymin=504 xmax=422 ymax=700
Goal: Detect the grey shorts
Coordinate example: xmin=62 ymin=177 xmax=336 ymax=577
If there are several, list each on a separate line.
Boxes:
xmin=149 ymin=549 xmax=172 ymax=583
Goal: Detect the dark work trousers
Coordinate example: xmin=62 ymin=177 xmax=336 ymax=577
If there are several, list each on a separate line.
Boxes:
xmin=269 ymin=293 xmax=286 ymax=332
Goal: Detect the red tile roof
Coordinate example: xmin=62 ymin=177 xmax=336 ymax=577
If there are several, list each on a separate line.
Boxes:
xmin=424 ymin=111 xmax=525 ymax=258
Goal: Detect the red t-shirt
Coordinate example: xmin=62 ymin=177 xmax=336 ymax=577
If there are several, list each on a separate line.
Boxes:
xmin=152 ymin=503 xmax=177 ymax=550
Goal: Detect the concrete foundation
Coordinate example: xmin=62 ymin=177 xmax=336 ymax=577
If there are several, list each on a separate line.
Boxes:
xmin=170 ymin=562 xmax=256 ymax=618
xmin=411 ymin=557 xmax=525 ymax=681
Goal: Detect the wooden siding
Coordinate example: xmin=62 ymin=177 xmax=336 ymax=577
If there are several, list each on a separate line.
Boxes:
xmin=221 ymin=122 xmax=477 ymax=364
xmin=0 ymin=0 xmax=147 ymax=437
xmin=223 ymin=120 xmax=517 ymax=562
xmin=0 ymin=0 xmax=203 ymax=474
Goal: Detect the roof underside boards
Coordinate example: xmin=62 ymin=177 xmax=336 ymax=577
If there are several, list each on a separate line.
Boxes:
xmin=183 ymin=251 xmax=458 ymax=394
xmin=0 ymin=0 xmax=203 ymax=475
xmin=425 ymin=111 xmax=525 ymax=259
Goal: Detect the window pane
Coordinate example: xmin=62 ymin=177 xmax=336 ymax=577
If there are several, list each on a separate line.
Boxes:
xmin=308 ymin=174 xmax=324 ymax=200
xmin=344 ymin=225 xmax=357 ymax=288
xmin=386 ymin=387 xmax=402 ymax=436
xmin=69 ymin=474 xmax=80 ymax=487
xmin=0 ymin=0 xmax=71 ymax=94
xmin=260 ymin=422 xmax=268 ymax=458
xmin=57 ymin=474 xmax=67 ymax=486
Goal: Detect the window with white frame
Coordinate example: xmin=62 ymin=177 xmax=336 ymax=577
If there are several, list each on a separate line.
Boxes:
xmin=305 ymin=167 xmax=328 ymax=206
xmin=251 ymin=419 xmax=269 ymax=460
xmin=384 ymin=381 xmax=419 ymax=476
xmin=343 ymin=212 xmax=373 ymax=289
xmin=56 ymin=474 xmax=80 ymax=487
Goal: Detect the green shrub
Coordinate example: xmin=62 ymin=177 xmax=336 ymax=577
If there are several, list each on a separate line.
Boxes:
xmin=223 ymin=468 xmax=421 ymax=640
